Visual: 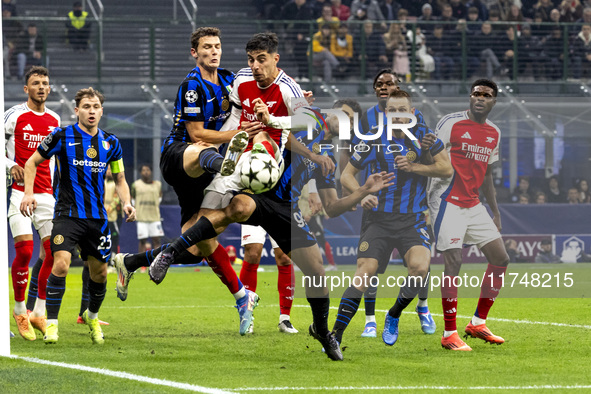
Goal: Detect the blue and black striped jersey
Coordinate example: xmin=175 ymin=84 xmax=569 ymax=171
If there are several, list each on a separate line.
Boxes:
xmin=38 ymin=124 xmax=124 ymax=220
xmin=350 ymin=119 xmax=444 ymax=214
xmin=351 ymin=104 xmax=426 ymax=146
xmin=163 ymin=67 xmax=234 ymax=147
xmin=273 ymin=129 xmax=336 ymax=209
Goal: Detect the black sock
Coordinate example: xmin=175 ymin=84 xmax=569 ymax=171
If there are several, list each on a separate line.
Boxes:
xmin=175 ymin=250 xmax=203 ymax=265
xmin=364 ymin=284 xmax=378 ymax=317
xmin=46 ymin=274 xmax=66 ymax=320
xmin=88 ymin=279 xmax=107 ymax=314
xmin=169 ymin=216 xmax=218 ymax=256
xmin=79 ymin=264 xmax=89 ymax=316
xmin=418 ymin=269 xmax=430 ymax=301
xmin=199 ymin=147 xmax=224 ymax=173
xmin=388 ymin=275 xmax=424 ymax=318
xmin=333 ymin=286 xmax=363 ymax=343
xmin=26 ymin=258 xmax=43 ymax=311
xmin=124 ymin=243 xmax=170 ymax=272
xmin=307 ymin=297 xmax=330 ymax=337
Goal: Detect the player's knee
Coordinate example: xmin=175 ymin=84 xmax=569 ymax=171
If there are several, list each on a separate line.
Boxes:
xmin=52 ymin=260 xmax=69 ymax=277
xmin=244 ymin=248 xmax=262 ymax=265
xmin=253 ymin=131 xmax=271 ymax=144
xmin=225 ymin=199 xmax=253 ymax=223
xmin=275 ymin=251 xmax=291 ymax=267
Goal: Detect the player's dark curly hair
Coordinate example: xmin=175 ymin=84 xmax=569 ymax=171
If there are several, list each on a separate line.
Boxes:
xmin=75 ymin=87 xmax=105 ymax=107
xmin=471 ymin=78 xmax=498 ymax=97
xmin=25 ymin=66 xmax=49 ymax=84
xmin=245 ymin=32 xmax=279 ymax=54
xmin=333 ymin=98 xmax=361 ymax=115
xmin=372 ymin=68 xmax=400 ymax=89
xmin=191 ymin=27 xmax=221 ymax=50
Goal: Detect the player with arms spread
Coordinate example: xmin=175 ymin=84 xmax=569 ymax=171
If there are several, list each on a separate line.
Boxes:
xmin=20 ymin=87 xmax=136 ymax=345
xmin=428 ymin=79 xmax=510 ymax=351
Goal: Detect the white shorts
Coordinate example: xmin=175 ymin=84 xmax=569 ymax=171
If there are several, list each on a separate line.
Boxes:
xmin=241 ymin=224 xmax=279 ymax=249
xmin=137 ymin=221 xmax=164 ymax=240
xmin=8 ymin=189 xmax=54 ymax=239
xmin=429 ymin=197 xmax=500 ymax=252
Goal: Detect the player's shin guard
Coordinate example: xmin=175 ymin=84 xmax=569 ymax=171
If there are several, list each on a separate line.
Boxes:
xmin=442 ymin=275 xmax=459 ymax=332
xmin=206 ymin=244 xmax=243 ymax=294
xmin=12 ymin=240 xmax=34 ymax=304
xmin=388 ymin=275 xmax=423 ymax=318
xmin=198 ymin=147 xmax=224 ymax=173
xmin=278 ymin=264 xmax=294 ymax=316
xmin=333 ymin=286 xmax=363 ymax=342
xmin=79 ymin=264 xmax=90 ymax=316
xmin=240 ymin=261 xmax=259 ymax=291
xmin=418 ymin=268 xmax=430 ymax=303
xmin=307 ymin=296 xmax=330 ymax=336
xmin=475 ymin=264 xmax=507 ymax=320
xmin=88 ymin=279 xmax=107 ymax=314
xmin=37 ymin=239 xmax=54 ymax=301
xmin=26 ymin=258 xmax=43 ymax=310
xmin=170 ymin=216 xmax=218 ymax=256
xmin=46 ymin=274 xmax=66 ymax=320
xmin=124 ymin=243 xmax=170 ymax=272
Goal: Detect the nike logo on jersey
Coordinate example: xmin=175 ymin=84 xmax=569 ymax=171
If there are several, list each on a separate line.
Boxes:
xmin=461 ymin=132 xmax=471 ymax=139
xmin=23 ymin=124 xmax=34 ymax=131
xmin=68 ymin=142 xmax=81 ymax=146
xmin=207 ymin=97 xmax=216 ymax=103
xmin=242 ymin=98 xmax=250 ymax=107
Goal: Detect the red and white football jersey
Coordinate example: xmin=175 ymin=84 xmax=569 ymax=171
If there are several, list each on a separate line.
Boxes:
xmin=428 ymin=110 xmax=500 ymax=208
xmin=230 ymin=67 xmax=307 ymax=154
xmin=5 ymin=103 xmax=60 ymax=194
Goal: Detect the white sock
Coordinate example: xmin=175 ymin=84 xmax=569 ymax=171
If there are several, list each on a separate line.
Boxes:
xmin=471 ymin=316 xmax=486 ymax=326
xmin=443 ymin=330 xmax=457 ymax=338
xmin=88 ymin=311 xmax=98 ymax=320
xmin=47 ymin=319 xmax=58 ymax=326
xmin=279 ymin=314 xmax=290 ymax=324
xmin=365 ymin=315 xmax=376 ymax=324
xmin=13 ymin=301 xmax=26 ymax=315
xmin=233 ymin=286 xmax=247 ymax=301
xmin=417 ymin=299 xmax=428 ymax=308
xmin=32 ymin=299 xmax=46 ymax=317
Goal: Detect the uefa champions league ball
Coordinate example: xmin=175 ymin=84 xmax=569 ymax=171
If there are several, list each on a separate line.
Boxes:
xmin=240 ymin=152 xmax=280 ymax=193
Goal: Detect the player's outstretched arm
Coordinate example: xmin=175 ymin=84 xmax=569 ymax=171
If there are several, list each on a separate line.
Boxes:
xmin=113 ymin=171 xmax=136 ymax=222
xmin=395 ymin=149 xmax=453 ymax=178
xmin=480 ymin=165 xmax=502 ymax=231
xmin=186 ymin=120 xmax=253 ymax=145
xmin=340 ymin=162 xmax=361 ymax=194
xmin=19 ymin=151 xmax=46 ymax=217
xmin=319 ymin=171 xmax=395 ymax=218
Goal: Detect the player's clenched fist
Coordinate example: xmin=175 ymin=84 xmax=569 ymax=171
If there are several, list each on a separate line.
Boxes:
xmin=421 ymin=133 xmax=437 ymax=150
xmin=252 ymin=98 xmax=270 ymax=125
xmin=394 ymin=155 xmax=414 ymax=172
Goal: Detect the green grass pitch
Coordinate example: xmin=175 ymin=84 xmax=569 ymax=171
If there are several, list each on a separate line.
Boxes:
xmin=1 ymin=263 xmax=590 ymax=393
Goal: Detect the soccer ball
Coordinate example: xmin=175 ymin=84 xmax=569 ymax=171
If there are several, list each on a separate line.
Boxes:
xmin=240 ymin=152 xmax=281 ymax=193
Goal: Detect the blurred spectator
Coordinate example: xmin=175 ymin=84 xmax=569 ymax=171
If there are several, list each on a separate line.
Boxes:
xmin=383 ymin=23 xmax=410 ymax=76
xmin=535 ymin=191 xmax=547 ymax=203
xmin=543 ymin=27 xmax=565 ymax=79
xmin=313 ymin=0 xmax=331 ymax=18
xmin=567 ymin=187 xmax=580 ymax=203
xmin=467 ymin=6 xmax=482 ymax=25
xmin=428 ymin=25 xmax=456 ymax=79
xmin=466 ymin=0 xmax=489 ymax=21
xmin=535 ymin=239 xmax=562 ymax=263
xmin=2 ymin=0 xmax=17 ymax=15
xmin=488 ymin=9 xmax=505 ymax=32
xmin=407 ymin=26 xmax=435 ymax=76
xmin=458 ymin=19 xmax=482 ymax=76
xmin=505 ymin=4 xmax=525 ymax=26
xmin=418 ymin=3 xmax=439 ymax=32
xmin=531 ymin=11 xmax=552 ymax=40
xmin=2 ymin=8 xmax=22 ymax=79
xmin=397 ymin=8 xmax=409 ymax=34
xmin=358 ymin=21 xmax=389 ymax=77
xmin=498 ymin=26 xmax=526 ymax=78
xmin=380 ymin=0 xmax=402 ymax=21
xmin=312 ymin=24 xmax=340 ymax=81
xmin=518 ymin=193 xmax=530 ymax=204
xmin=331 ymin=0 xmax=351 ymax=21
xmin=318 ymin=4 xmax=341 ymax=32
xmin=546 ymin=175 xmax=564 ymax=202
xmin=473 ymin=22 xmax=502 ymax=79
xmin=505 ymin=239 xmax=529 ymax=263
xmin=66 ymin=1 xmax=92 ymax=51
xmin=440 ymin=4 xmax=457 ymax=31
xmin=331 ymin=24 xmax=354 ymax=77
xmin=521 ymin=23 xmax=545 ymax=79
xmin=253 ymin=0 xmax=285 ymax=20
xmin=450 ymin=0 xmax=468 ymax=20
xmin=14 ymin=23 xmax=44 ymax=80
xmin=577 ymin=179 xmax=591 ymax=203
xmin=349 ymin=0 xmax=386 ymax=22
xmin=549 ymin=8 xmax=562 ymax=26
xmin=281 ymin=0 xmax=315 ymax=81
xmin=512 ymin=176 xmax=532 ymax=202
xmin=559 ymin=0 xmax=584 ymax=22
xmin=572 ymin=24 xmax=591 ymax=79
xmin=575 ymin=7 xmax=591 ymax=24
xmin=532 ymin=0 xmax=555 ymax=21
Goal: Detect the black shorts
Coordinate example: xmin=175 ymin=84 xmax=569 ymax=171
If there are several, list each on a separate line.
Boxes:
xmin=51 ymin=217 xmax=111 ymax=263
xmin=237 ymin=191 xmax=316 ymax=254
xmin=358 ymin=211 xmax=432 ymax=274
xmin=160 ymin=141 xmax=214 ymax=227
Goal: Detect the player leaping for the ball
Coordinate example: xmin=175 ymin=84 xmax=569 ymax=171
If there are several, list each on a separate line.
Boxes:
xmin=428 ymin=79 xmax=510 ymax=351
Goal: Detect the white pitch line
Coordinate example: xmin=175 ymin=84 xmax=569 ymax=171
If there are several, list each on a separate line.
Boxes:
xmin=230 ymin=385 xmax=591 ymax=391
xmin=5 ymin=355 xmax=236 ymax=394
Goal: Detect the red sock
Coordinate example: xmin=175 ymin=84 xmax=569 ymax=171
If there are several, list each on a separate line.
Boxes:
xmin=441 ymin=275 xmax=459 ymax=332
xmin=260 ymin=140 xmax=276 ymax=157
xmin=206 ymin=244 xmax=243 ymax=294
xmin=475 ymin=264 xmax=507 ymax=320
xmin=37 ymin=239 xmax=54 ymax=300
xmin=12 ymin=240 xmax=34 ymax=302
xmin=324 ymin=241 xmax=336 ymax=266
xmin=240 ymin=261 xmax=259 ymax=292
xmin=277 ymin=264 xmax=294 ymax=316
